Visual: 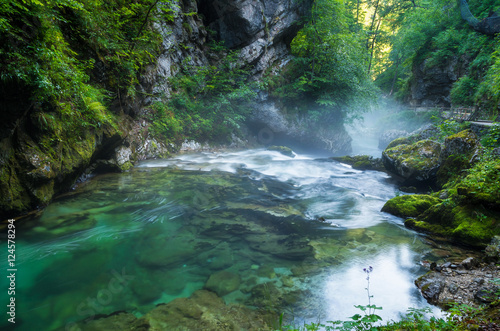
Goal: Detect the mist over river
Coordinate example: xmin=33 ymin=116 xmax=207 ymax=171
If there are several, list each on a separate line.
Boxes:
xmin=2 ymin=148 xmax=472 ymax=331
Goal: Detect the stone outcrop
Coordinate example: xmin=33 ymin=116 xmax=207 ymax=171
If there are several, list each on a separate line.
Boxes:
xmin=382 ymin=139 xmax=442 ymax=186
xmin=381 ymin=194 xmax=441 ymax=219
xmin=381 ymin=129 xmax=500 ymax=248
xmin=416 ymin=256 xmax=500 ymax=310
xmin=382 ymin=129 xmax=482 ymax=188
xmin=409 ymin=57 xmax=460 ymax=107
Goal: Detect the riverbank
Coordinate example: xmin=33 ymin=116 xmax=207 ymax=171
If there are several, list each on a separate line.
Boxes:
xmin=378 ymin=120 xmax=500 ymax=325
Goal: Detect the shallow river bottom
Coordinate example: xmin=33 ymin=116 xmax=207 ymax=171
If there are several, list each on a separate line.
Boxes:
xmin=1 ymin=149 xmax=476 ymax=330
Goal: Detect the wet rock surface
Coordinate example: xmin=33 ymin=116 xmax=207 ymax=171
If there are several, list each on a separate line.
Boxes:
xmin=67 ymin=290 xmax=270 ymax=331
xmin=416 ymin=257 xmax=500 ymax=309
xmin=330 ymin=155 xmax=386 ymax=172
xmin=382 ymin=139 xmax=442 ymax=186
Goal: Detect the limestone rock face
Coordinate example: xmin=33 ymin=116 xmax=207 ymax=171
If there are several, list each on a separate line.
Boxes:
xmin=409 ymin=57 xmax=459 ymax=107
xmin=200 ymin=0 xmax=311 ymax=76
xmin=382 ymin=139 xmax=442 ymax=186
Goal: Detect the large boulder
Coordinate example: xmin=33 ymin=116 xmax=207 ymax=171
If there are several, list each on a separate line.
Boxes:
xmin=439 ymin=129 xmax=481 ymax=162
xmin=204 ymin=270 xmax=241 ymax=296
xmin=381 ymin=194 xmax=441 ymax=219
xmin=415 ymin=272 xmax=446 ymax=305
xmin=382 ymin=139 xmax=442 ymax=186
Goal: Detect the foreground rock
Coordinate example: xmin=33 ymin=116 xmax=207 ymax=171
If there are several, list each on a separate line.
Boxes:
xmin=65 ymin=290 xmax=269 ymax=331
xmin=416 ymin=256 xmax=500 ymax=312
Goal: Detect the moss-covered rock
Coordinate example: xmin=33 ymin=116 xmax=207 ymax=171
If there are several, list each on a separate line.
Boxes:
xmin=405 ymin=202 xmax=500 ymax=247
xmin=381 ymin=194 xmax=441 ymax=218
xmin=330 ymin=155 xmax=385 ymax=171
xmin=386 ymin=136 xmax=413 ymax=149
xmin=436 ymin=154 xmax=470 ymax=188
xmin=382 ymin=139 xmax=442 ymax=186
xmin=453 ymin=158 xmax=500 ymax=210
xmin=267 ymin=145 xmax=295 ymax=157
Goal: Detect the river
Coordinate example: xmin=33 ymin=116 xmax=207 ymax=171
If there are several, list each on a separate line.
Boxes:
xmin=2 ymin=147 xmax=469 ymax=331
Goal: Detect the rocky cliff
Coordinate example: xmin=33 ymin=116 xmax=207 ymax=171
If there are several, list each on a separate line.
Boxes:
xmin=409 ymin=57 xmax=460 ymax=107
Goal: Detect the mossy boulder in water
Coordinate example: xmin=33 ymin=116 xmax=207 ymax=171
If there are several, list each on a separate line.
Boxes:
xmin=381 ymin=194 xmax=441 ymax=218
xmin=267 ymin=145 xmax=295 ymax=157
xmin=330 ymin=155 xmax=385 ymax=171
xmin=382 ymin=139 xmax=442 ymax=186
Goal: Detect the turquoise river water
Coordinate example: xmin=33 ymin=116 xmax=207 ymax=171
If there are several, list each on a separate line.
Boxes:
xmin=1 ymin=148 xmax=472 ymax=330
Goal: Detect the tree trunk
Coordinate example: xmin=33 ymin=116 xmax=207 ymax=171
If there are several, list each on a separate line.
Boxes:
xmin=367 ymin=18 xmax=382 ymax=74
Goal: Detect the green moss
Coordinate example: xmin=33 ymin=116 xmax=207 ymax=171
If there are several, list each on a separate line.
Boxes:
xmin=386 ymin=136 xmax=413 ymax=149
xmin=453 ymin=158 xmax=500 ymax=209
xmin=267 ymin=146 xmax=295 ymax=158
xmin=382 ymin=194 xmax=442 ymax=218
xmin=436 ymin=153 xmax=470 ymax=188
xmin=331 ymin=155 xmax=385 ymax=171
xmin=411 ymin=202 xmax=500 ymax=247
xmin=0 ymin=154 xmax=31 ymax=215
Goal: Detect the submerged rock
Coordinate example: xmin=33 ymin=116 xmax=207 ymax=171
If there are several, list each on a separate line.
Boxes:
xmin=137 ymin=290 xmax=268 ymax=330
xmin=267 ymin=145 xmax=295 ymax=157
xmin=68 ymin=290 xmax=269 ymax=331
xmin=204 ymin=270 xmax=241 ymax=296
xmin=331 ymin=155 xmax=385 ymax=172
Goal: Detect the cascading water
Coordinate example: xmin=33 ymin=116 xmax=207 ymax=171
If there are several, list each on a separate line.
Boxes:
xmin=2 ymin=148 xmax=468 ymax=330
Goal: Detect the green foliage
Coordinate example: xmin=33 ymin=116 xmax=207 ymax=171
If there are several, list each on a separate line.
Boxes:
xmin=481 ymin=123 xmax=500 ymax=149
xmin=450 ymin=75 xmax=478 ymax=106
xmin=374 ymin=0 xmax=500 ymax=118
xmin=163 ymin=42 xmax=256 ymax=143
xmin=270 ymin=0 xmax=378 ymax=124
xmin=0 ymin=0 xmax=167 ymax=130
xmin=433 ymin=119 xmax=470 ymax=142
